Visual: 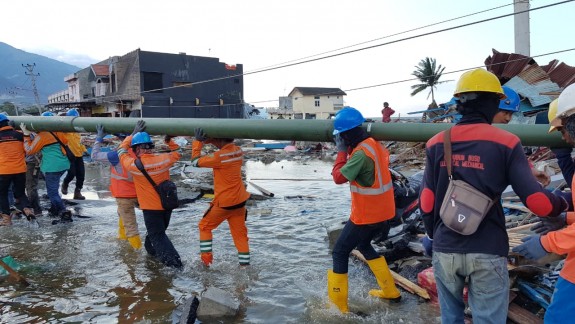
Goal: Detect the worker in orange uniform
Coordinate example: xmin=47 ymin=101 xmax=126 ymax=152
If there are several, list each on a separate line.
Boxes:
xmin=329 ymin=107 xmax=401 ymax=313
xmin=21 ymin=112 xmax=73 ymax=223
xmin=0 ymin=114 xmax=36 ymax=225
xmin=61 ymin=108 xmax=87 ymax=200
xmin=513 ymin=83 xmax=575 ymax=323
xmin=117 ymin=120 xmax=183 ymax=268
xmin=92 ymin=124 xmax=141 ymax=249
xmin=192 ymin=128 xmax=251 ymax=267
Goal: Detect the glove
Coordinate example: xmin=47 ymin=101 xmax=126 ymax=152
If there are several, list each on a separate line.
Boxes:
xmin=19 ymin=123 xmax=31 ymax=136
xmin=194 ymin=128 xmax=207 ymax=142
xmin=96 ymin=124 xmax=106 ymax=142
xmin=132 ymin=120 xmax=146 ymax=135
xmin=334 ymin=134 xmax=348 ymax=152
xmin=164 ymin=135 xmax=175 ymax=143
xmin=511 ymin=235 xmax=548 ymax=260
xmin=421 ymin=235 xmax=433 ymax=257
xmin=531 ymin=213 xmax=567 ymax=235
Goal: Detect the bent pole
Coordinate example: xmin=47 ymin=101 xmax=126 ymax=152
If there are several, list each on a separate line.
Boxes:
xmin=9 ymin=116 xmax=566 ymax=147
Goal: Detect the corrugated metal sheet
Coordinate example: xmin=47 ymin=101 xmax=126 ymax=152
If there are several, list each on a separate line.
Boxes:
xmin=505 ymin=77 xmax=560 ymax=107
xmin=502 ymin=54 xmax=532 ymax=79
xmin=517 ymin=64 xmax=548 ymax=84
xmin=546 ymin=62 xmax=575 ymax=88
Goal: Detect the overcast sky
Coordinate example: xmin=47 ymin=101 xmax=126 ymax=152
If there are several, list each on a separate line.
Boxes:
xmin=2 ymin=0 xmax=573 ymax=118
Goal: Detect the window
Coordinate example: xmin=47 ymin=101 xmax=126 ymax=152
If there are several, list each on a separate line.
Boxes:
xmin=315 ymin=100 xmax=320 ymax=107
xmin=143 ymin=72 xmax=163 ymax=93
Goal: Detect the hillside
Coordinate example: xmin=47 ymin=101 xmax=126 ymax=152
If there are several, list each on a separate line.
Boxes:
xmin=0 ymin=42 xmax=80 ymax=106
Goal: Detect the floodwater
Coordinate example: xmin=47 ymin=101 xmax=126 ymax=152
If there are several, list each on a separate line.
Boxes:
xmin=0 ymin=157 xmax=440 ymax=323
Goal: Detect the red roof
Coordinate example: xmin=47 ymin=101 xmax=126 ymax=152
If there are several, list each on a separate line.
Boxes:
xmin=91 ymin=65 xmax=109 ymax=77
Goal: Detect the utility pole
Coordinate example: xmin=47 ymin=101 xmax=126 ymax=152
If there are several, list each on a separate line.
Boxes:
xmin=22 ymin=63 xmax=43 ymax=115
xmin=514 ymin=0 xmax=530 ymax=56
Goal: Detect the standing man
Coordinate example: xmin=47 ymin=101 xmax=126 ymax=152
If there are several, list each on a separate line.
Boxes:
xmin=191 ymin=128 xmax=251 ymax=267
xmin=328 ymin=107 xmax=401 ymax=313
xmin=513 ymin=83 xmax=575 ymax=323
xmin=0 ymin=114 xmax=36 ymax=225
xmin=381 ymin=102 xmax=395 ymax=123
xmin=92 ymin=124 xmax=141 ymax=249
xmin=420 ymin=69 xmax=568 ymax=323
xmin=61 ymin=108 xmax=87 ymax=200
xmin=21 ymin=112 xmax=73 ymax=223
xmin=118 ymin=120 xmax=183 ymax=268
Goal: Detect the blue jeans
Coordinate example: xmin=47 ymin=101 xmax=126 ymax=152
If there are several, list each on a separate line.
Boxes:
xmin=143 ymin=209 xmax=182 ymax=269
xmin=332 ymin=220 xmax=386 ymax=274
xmin=44 ymin=171 xmax=66 ymax=214
xmin=433 ymin=252 xmax=509 ymax=324
xmin=545 ymin=276 xmax=575 ymax=323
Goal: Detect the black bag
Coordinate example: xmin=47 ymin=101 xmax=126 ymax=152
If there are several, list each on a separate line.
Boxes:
xmin=135 ymin=159 xmax=179 ymax=210
xmin=50 ymin=132 xmax=75 ymax=162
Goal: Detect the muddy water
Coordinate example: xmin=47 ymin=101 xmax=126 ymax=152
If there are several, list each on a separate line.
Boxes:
xmin=0 ymin=158 xmax=440 ymax=323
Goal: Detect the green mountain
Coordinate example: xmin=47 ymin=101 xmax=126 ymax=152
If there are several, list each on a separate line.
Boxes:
xmin=0 ymin=42 xmax=80 ymax=106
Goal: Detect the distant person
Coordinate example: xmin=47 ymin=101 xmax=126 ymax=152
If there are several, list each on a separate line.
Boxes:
xmin=92 ymin=124 xmax=142 ymax=249
xmin=493 ymin=86 xmax=550 ymax=186
xmin=513 ymin=83 xmax=575 ymax=323
xmin=21 ymin=112 xmax=73 ymax=223
xmin=381 ymin=102 xmax=395 ymax=123
xmin=0 ymin=114 xmax=36 ymax=225
xmin=61 ymin=108 xmax=87 ymax=200
xmin=118 ymin=120 xmax=183 ymax=268
xmin=329 ymin=107 xmax=400 ymax=313
xmin=192 ymin=128 xmax=251 ymax=267
xmin=420 ymin=69 xmax=568 ymax=323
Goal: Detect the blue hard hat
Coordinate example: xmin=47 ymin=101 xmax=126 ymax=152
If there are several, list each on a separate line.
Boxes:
xmin=131 ymin=132 xmax=153 ymax=147
xmin=333 ymin=107 xmax=365 ymax=135
xmin=499 ymin=86 xmax=520 ymax=112
xmin=0 ymin=114 xmax=9 ymax=122
xmin=41 ymin=111 xmax=54 ymax=117
xmin=66 ymin=108 xmax=79 ymax=117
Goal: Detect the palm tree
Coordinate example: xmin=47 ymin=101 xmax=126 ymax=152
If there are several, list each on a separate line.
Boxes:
xmin=410 ymin=57 xmax=448 ymax=103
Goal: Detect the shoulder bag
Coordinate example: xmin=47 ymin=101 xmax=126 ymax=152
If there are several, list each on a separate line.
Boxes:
xmin=439 ymin=128 xmax=495 ymax=235
xmin=134 ymin=158 xmax=179 ymax=210
xmin=50 ymin=132 xmax=75 ymax=163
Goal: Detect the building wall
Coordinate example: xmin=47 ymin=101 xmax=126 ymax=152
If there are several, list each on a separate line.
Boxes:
xmin=291 ymin=90 xmax=344 ymax=119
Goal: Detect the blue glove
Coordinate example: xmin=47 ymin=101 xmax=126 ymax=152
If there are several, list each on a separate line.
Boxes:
xmin=421 ymin=235 xmax=433 ymax=257
xmin=512 ymin=235 xmax=548 ymax=260
xmin=531 ymin=213 xmax=567 ymax=235
xmin=334 ymin=134 xmax=348 ymax=152
xmin=194 ymin=128 xmax=207 ymax=142
xmin=96 ymin=124 xmax=106 ymax=142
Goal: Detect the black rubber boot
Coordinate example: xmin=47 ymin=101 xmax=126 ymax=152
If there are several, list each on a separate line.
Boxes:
xmin=59 ymin=210 xmax=73 ymax=223
xmin=73 ymin=189 xmax=85 ymax=200
xmin=61 ymin=183 xmax=69 ymax=195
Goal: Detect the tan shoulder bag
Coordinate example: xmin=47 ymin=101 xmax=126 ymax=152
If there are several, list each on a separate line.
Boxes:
xmin=439 ymin=128 xmax=495 ymax=235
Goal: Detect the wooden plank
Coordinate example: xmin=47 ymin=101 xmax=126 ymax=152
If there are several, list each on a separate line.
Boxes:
xmin=0 ymin=259 xmax=29 ymax=286
xmin=508 ymin=302 xmax=543 ymax=324
xmin=351 ymin=250 xmax=430 ymax=300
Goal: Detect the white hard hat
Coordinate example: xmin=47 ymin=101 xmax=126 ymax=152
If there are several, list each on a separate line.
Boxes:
xmin=550 ymin=83 xmax=575 ymax=129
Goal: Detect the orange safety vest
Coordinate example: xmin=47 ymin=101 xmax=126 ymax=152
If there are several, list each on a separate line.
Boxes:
xmin=349 ymin=138 xmax=395 ymax=224
xmin=110 ymin=163 xmax=137 ymax=198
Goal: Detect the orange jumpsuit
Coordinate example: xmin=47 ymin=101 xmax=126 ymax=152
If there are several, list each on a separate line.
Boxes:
xmin=192 ymin=140 xmax=251 ymax=266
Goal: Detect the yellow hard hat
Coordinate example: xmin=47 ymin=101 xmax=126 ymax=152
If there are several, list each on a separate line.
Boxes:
xmin=548 ymin=99 xmax=559 ymax=133
xmin=453 ymin=68 xmax=506 ymax=99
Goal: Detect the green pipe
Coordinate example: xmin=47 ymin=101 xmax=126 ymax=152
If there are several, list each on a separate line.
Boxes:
xmin=9 ymin=116 xmax=567 ymax=147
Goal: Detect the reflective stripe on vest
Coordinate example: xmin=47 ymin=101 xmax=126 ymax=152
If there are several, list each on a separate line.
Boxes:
xmin=349 ymin=142 xmax=393 ymax=195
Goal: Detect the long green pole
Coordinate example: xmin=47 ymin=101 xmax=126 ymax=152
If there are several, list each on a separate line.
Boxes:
xmin=9 ymin=116 xmax=567 ymax=147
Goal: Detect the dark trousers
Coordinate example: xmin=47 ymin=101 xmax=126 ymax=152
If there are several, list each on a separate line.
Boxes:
xmin=143 ymin=209 xmax=182 ymax=269
xmin=332 ymin=220 xmax=386 ymax=274
xmin=0 ymin=173 xmax=30 ymax=215
xmin=26 ymin=160 xmax=41 ymax=212
xmin=63 ymin=156 xmax=85 ymax=190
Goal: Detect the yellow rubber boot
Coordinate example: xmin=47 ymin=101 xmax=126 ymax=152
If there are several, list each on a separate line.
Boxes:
xmin=118 ymin=218 xmax=127 ymax=240
xmin=127 ymin=235 xmax=142 ymax=249
xmin=327 ymin=270 xmax=349 ymax=313
xmin=367 ymin=257 xmax=401 ymax=302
